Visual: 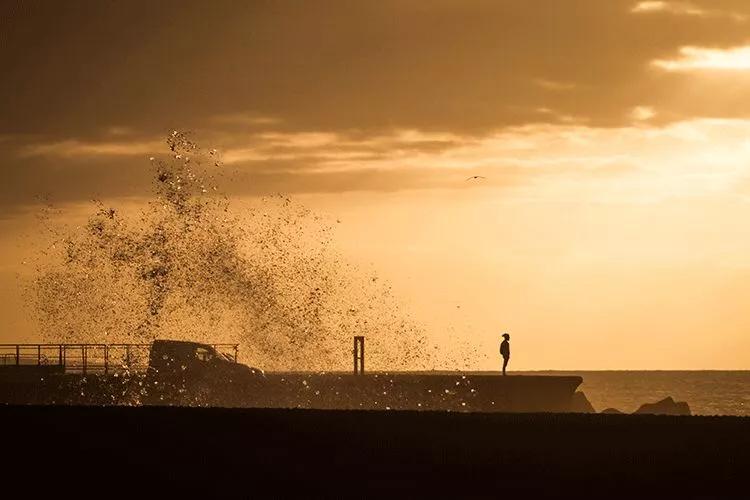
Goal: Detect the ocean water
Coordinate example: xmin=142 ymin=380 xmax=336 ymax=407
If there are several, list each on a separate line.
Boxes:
xmin=526 ymin=371 xmax=750 ymax=416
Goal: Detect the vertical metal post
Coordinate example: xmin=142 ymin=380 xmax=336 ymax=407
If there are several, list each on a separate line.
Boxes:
xmin=353 ymin=336 xmax=365 ymax=375
xmin=59 ymin=345 xmax=63 ymax=367
xmin=37 ymin=345 xmax=41 ymax=365
xmin=125 ymin=345 xmax=131 ymax=368
xmin=234 ymin=345 xmax=238 ymax=363
xmin=360 ymin=337 xmax=364 ymax=375
xmin=104 ymin=345 xmax=109 ymax=374
xmin=82 ymin=346 xmax=86 ymax=375
xmin=15 ymin=345 xmax=20 ymax=366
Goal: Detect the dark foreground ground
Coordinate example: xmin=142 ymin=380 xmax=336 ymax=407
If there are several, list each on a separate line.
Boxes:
xmin=4 ymin=405 xmax=748 ymax=498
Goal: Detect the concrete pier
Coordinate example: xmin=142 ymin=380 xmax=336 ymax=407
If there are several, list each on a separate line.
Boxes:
xmin=0 ymin=369 xmax=582 ymax=412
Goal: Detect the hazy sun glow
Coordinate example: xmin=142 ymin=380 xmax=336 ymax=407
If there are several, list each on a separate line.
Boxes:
xmin=653 ymin=45 xmax=750 ymax=71
xmin=632 ymin=1 xmax=704 ymax=16
xmin=630 ymin=106 xmax=656 ymax=121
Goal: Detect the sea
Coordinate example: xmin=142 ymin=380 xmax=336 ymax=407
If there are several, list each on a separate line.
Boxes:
xmin=525 ymin=371 xmax=750 ymax=416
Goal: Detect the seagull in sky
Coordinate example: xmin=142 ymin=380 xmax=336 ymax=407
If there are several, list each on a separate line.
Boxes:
xmin=466 ymin=175 xmax=486 ymax=181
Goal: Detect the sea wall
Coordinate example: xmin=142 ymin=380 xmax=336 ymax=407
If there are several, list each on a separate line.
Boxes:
xmin=253 ymin=373 xmax=583 ymax=412
xmin=0 ymin=369 xmax=583 ymax=412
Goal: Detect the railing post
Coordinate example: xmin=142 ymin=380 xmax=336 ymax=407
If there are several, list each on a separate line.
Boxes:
xmin=59 ymin=345 xmax=63 ymax=367
xmin=125 ymin=345 xmax=131 ymax=368
xmin=15 ymin=345 xmax=19 ymax=366
xmin=37 ymin=345 xmax=41 ymax=365
xmin=82 ymin=346 xmax=86 ymax=375
xmin=104 ymin=345 xmax=108 ymax=374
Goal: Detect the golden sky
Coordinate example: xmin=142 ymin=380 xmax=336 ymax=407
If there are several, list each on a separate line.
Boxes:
xmin=3 ymin=1 xmax=750 ymax=369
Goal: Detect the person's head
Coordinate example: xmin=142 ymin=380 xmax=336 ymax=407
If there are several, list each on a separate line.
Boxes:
xmin=502 ymin=333 xmax=510 ymax=341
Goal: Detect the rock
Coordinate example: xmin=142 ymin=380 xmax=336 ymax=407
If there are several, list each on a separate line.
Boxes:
xmin=633 ymin=396 xmax=691 ymax=416
xmin=569 ymin=391 xmax=596 ymax=413
xmin=600 ymin=408 xmax=624 ymax=414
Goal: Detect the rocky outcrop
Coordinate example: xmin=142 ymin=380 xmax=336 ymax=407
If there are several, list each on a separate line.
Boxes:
xmin=633 ymin=396 xmax=691 ymax=416
xmin=601 ymin=408 xmax=624 ymax=414
xmin=569 ymin=391 xmax=596 ymax=413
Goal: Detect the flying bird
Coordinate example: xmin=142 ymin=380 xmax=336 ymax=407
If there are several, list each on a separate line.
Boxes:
xmin=466 ymin=175 xmax=486 ymax=181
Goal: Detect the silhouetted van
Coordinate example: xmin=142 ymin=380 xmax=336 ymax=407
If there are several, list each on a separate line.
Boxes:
xmin=147 ymin=340 xmax=264 ymax=405
xmin=149 ymin=340 xmax=262 ymax=376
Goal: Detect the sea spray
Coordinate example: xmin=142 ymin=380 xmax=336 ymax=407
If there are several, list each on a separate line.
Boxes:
xmin=27 ymin=132 xmax=432 ymax=371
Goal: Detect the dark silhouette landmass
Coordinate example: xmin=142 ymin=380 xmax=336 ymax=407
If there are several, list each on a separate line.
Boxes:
xmin=598 ymin=397 xmax=692 ymax=416
xmin=634 ymin=396 xmax=691 ymax=416
xmin=2 ymin=405 xmax=747 ymax=497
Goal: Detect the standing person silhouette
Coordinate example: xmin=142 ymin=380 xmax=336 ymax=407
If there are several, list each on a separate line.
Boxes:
xmin=500 ymin=333 xmax=510 ymax=376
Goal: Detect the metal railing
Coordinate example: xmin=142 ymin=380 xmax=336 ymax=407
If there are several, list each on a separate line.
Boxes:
xmin=0 ymin=343 xmax=239 ymax=375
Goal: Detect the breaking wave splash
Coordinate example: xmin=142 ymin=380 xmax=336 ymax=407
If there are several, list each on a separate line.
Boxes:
xmin=27 ymin=132 xmax=434 ymax=371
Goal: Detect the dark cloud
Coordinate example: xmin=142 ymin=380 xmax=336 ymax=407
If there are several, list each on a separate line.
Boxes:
xmin=0 ymin=128 xmax=642 ymax=219
xmin=0 ymin=141 xmax=512 ymax=213
xmin=4 ymin=0 xmax=750 ymax=137
xmin=3 ymin=0 xmax=750 ymax=211
xmin=0 ymin=148 xmax=151 ymax=217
